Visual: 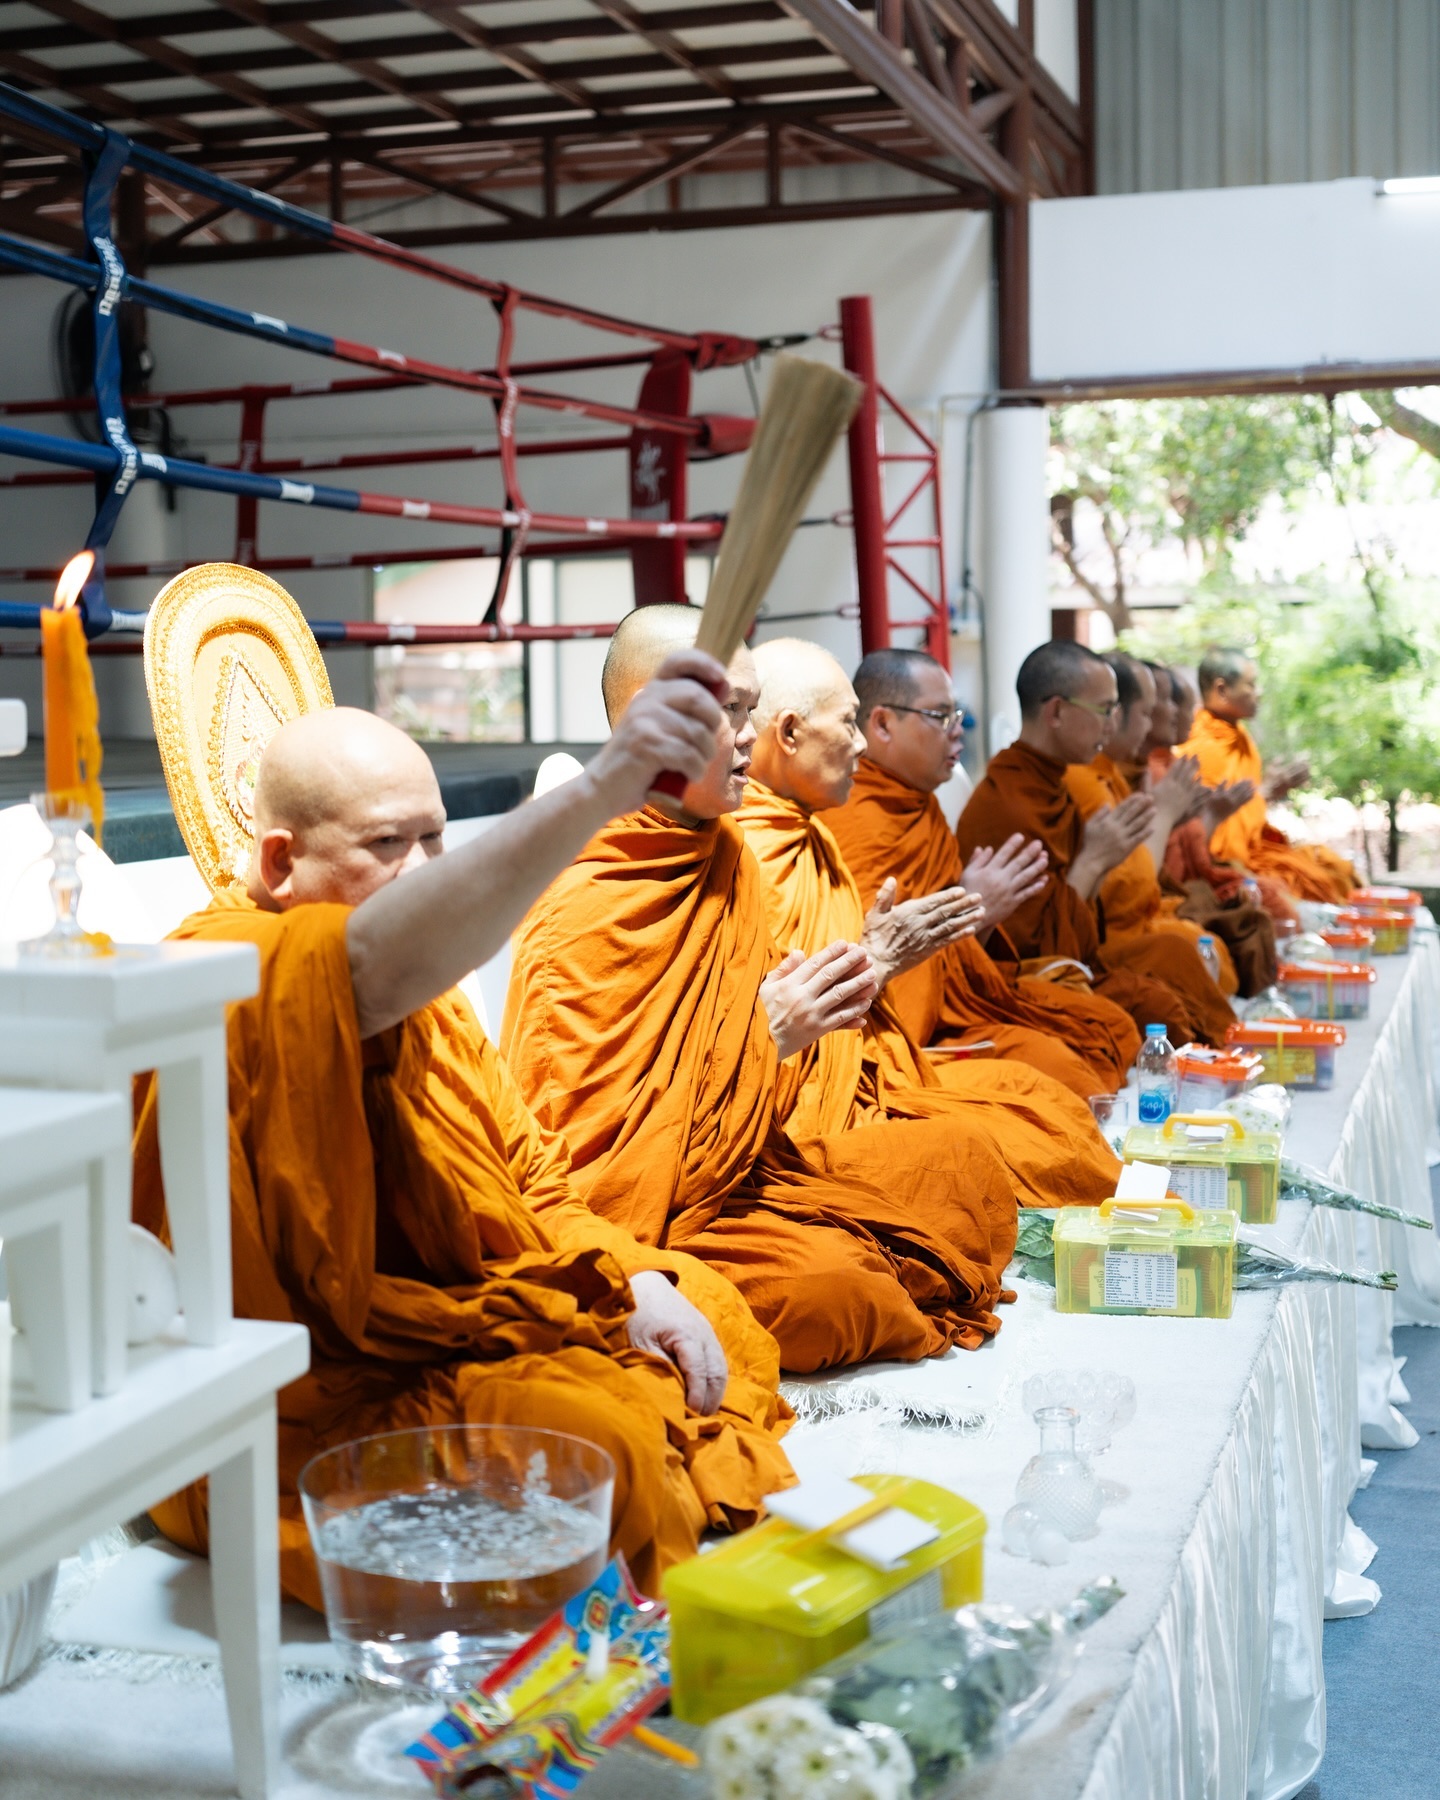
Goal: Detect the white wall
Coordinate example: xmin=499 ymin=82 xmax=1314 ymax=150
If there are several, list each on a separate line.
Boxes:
xmin=1033 ymin=176 xmax=1440 ymax=380
xmin=0 ymin=208 xmax=992 ymax=736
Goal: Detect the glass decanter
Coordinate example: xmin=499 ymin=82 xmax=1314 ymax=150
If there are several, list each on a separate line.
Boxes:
xmin=1014 ymin=1405 xmax=1103 ymax=1541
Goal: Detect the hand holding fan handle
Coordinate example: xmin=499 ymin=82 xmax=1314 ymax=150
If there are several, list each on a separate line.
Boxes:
xmin=646 ymin=354 xmax=863 ymax=802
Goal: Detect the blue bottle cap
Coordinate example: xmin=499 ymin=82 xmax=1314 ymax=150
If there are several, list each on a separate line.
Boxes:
xmin=1145 ymin=1023 xmax=1166 ymax=1035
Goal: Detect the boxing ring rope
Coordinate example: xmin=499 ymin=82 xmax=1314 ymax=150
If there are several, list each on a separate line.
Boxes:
xmin=0 ymin=81 xmax=949 ymax=665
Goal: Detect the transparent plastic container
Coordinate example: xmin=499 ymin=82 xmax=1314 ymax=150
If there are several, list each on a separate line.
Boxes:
xmin=1278 ymin=958 xmax=1376 ymax=1021
xmin=1349 ymin=885 xmax=1421 ymax=914
xmin=1319 ymin=924 xmax=1375 ymax=962
xmin=1136 ymin=1024 xmax=1177 ymax=1125
xmin=1173 ymin=1044 xmax=1263 ymax=1113
xmin=664 ymin=1473 xmax=985 ymax=1725
xmin=1226 ymin=1018 xmax=1346 ymax=1089
xmin=1053 ymin=1197 xmax=1237 ymax=1319
xmin=1337 ymin=907 xmax=1411 ymax=955
xmin=1123 ymin=1111 xmax=1280 ymax=1224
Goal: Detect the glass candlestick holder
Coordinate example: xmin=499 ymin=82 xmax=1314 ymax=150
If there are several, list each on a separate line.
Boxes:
xmin=25 ymin=793 xmax=95 ymax=958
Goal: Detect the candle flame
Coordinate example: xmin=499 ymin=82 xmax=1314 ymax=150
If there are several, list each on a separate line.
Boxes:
xmin=53 ymin=550 xmax=95 ymax=613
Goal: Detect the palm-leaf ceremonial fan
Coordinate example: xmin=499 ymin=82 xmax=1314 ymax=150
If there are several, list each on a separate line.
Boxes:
xmin=651 ymin=353 xmax=863 ymax=797
xmin=143 ymin=563 xmax=334 ymax=892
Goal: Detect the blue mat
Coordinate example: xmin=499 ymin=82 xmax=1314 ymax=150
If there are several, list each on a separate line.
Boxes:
xmin=1304 ymin=1319 xmax=1440 ymax=1798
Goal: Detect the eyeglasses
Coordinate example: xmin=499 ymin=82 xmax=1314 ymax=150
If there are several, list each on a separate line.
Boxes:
xmin=1050 ymin=694 xmax=1120 ymax=722
xmin=888 ymin=704 xmax=963 ymax=731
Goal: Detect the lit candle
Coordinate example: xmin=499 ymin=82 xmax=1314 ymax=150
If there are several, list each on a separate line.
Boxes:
xmin=41 ymin=550 xmax=105 ymax=845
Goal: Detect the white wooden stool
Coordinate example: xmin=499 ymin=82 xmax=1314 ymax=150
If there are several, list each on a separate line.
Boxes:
xmin=0 ymin=1088 xmax=128 ymax=1411
xmin=1 ymin=1316 xmax=309 ymax=1799
xmin=0 ymin=941 xmax=259 ymax=1395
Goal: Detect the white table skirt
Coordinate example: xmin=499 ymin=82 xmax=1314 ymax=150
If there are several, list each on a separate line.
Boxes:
xmin=1078 ymin=928 xmax=1440 ymax=1800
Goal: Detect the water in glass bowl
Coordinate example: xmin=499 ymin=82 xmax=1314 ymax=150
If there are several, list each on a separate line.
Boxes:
xmin=313 ymin=1485 xmax=608 ymax=1694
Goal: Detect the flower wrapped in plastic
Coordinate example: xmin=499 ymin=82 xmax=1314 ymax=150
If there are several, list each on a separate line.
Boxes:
xmin=702 ymin=1579 xmax=1122 ymax=1800
xmin=1009 ymin=1212 xmax=1394 ymax=1294
xmin=1280 ymin=1157 xmax=1434 ymax=1232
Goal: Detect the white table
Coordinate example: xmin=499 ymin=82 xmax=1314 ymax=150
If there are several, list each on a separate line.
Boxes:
xmin=0 ymin=941 xmax=259 ymax=1392
xmin=1 ymin=940 xmax=1433 ymax=1800
xmin=0 ymin=1087 xmax=129 ymax=1411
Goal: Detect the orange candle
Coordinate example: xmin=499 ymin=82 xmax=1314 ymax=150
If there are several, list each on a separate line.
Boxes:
xmin=41 ymin=550 xmax=105 ymax=844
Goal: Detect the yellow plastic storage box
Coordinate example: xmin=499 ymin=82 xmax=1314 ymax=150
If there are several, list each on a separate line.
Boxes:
xmin=1123 ymin=1111 xmax=1281 ymax=1225
xmin=1054 ymin=1197 xmax=1237 ymax=1319
xmin=662 ymin=1473 xmax=985 ymax=1724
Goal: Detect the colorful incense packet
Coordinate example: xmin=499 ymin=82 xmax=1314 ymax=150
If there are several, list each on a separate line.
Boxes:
xmin=405 ymin=1555 xmax=670 ymax=1798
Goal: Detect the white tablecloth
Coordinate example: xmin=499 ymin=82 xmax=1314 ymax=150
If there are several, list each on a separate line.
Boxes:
xmin=2 ymin=938 xmax=1434 ymax=1800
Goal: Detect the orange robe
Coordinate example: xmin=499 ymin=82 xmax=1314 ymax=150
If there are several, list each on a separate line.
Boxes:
xmin=735 ymin=779 xmax=1119 ymax=1208
xmin=1178 ymin=709 xmax=1356 ymax=903
xmin=503 ymin=807 xmax=1021 ymax=1374
xmin=1151 ymin=746 xmax=1300 ymax=934
xmin=957 ymin=741 xmax=1221 ymax=1047
xmin=1065 ymin=752 xmax=1241 ymax=1016
xmin=133 ymin=892 xmax=793 ymax=1607
xmin=827 ymin=758 xmax=1139 ymax=1097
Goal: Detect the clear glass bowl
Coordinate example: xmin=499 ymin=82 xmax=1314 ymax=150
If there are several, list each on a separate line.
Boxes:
xmin=300 ymin=1424 xmax=614 ymax=1695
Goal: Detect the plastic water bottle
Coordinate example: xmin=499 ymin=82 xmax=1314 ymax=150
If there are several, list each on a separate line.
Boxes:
xmin=1136 ymin=1025 xmax=1178 ymax=1125
xmin=1197 ymin=934 xmax=1221 ymax=984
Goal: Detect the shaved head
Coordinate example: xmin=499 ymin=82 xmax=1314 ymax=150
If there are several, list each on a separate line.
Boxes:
xmin=602 ymin=603 xmax=702 ymax=726
xmin=601 ymin=603 xmax=757 ymax=820
xmin=1197 ymin=645 xmax=1251 ymax=696
xmin=751 ymin=637 xmax=849 ymax=730
xmin=248 ymin=706 xmax=446 ymax=911
xmin=852 ymin=647 xmax=934 ymax=730
xmin=749 ymin=637 xmax=865 ymax=810
xmin=1016 ymin=640 xmax=1107 ymax=720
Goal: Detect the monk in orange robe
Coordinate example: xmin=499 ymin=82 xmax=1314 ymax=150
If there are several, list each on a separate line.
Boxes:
xmin=1178 ymin=647 xmax=1356 ymax=904
xmin=1063 ymin=653 xmax=1241 ymax=1035
xmin=134 ymin=685 xmax=794 ymax=1607
xmin=957 ymin=640 xmax=1228 ymax=1046
xmin=1142 ymin=663 xmax=1284 ymax=988
xmin=504 ymin=607 xmax=1022 ymax=1375
xmin=827 ymin=647 xmax=1141 ymax=1097
xmin=736 ymin=637 xmax=1118 ymax=1209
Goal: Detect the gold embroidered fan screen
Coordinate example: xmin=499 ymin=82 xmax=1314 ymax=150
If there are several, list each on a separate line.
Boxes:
xmin=143 ymin=563 xmax=333 ymax=892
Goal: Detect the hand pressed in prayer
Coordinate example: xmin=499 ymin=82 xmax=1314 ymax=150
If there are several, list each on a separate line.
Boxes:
xmin=1081 ymin=793 xmax=1154 ymax=872
xmin=1151 ymin=754 xmax=1204 ymax=826
xmin=625 ymin=1271 xmax=729 ymax=1414
xmin=760 ymin=940 xmax=878 ymax=1061
xmin=1202 ymin=778 xmax=1256 ymax=831
xmin=1264 ymin=755 xmax=1311 ymax=802
xmin=959 ymin=834 xmax=1050 ymax=929
xmin=587 ymin=647 xmax=728 ymax=814
xmin=862 ymin=878 xmax=985 ymax=987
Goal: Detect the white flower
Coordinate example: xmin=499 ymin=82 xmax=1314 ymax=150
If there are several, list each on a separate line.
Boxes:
xmin=857 ymin=1725 xmax=916 ymax=1792
xmin=709 ymin=1770 xmax=770 ymax=1800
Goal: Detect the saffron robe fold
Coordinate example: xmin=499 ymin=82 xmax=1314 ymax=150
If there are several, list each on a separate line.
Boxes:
xmin=133 ymin=892 xmax=794 ymax=1606
xmin=1177 ymin=709 xmax=1356 ymax=903
xmin=502 ymin=808 xmax=1021 ymax=1373
xmin=956 ymin=741 xmax=1226 ymax=1047
xmin=735 ymin=780 xmax=1119 ymax=1207
xmin=1063 ymin=754 xmax=1240 ymax=1045
xmin=826 ymin=757 xmax=1139 ymax=1097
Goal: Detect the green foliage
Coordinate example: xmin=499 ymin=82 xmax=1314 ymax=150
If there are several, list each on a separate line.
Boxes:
xmin=1049 ymin=396 xmax=1329 ymax=625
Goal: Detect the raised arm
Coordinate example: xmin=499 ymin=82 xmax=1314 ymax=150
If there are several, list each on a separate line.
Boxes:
xmin=347 ymin=649 xmax=726 ymax=1037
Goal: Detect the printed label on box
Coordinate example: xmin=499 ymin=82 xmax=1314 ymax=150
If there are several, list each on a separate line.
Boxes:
xmin=1166 ymin=1164 xmax=1230 ymax=1210
xmin=1089 ymin=1261 xmax=1197 ymax=1315
xmin=869 ymin=1568 xmax=943 ymax=1638
xmin=1103 ymin=1249 xmax=1178 ymax=1310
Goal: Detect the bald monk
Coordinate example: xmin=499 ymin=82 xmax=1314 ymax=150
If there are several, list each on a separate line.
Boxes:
xmin=1143 ymin=664 xmax=1282 ymax=990
xmin=1178 ymin=647 xmax=1356 ymax=904
xmin=504 ymin=605 xmax=1023 ymax=1374
xmin=735 ymin=637 xmax=1118 ymax=1207
xmin=829 ymin=648 xmax=1140 ymax=1095
xmin=132 ymin=678 xmax=795 ymax=1606
xmin=1063 ymin=653 xmax=1241 ymax=1032
xmin=957 ymin=641 xmax=1227 ymax=1046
